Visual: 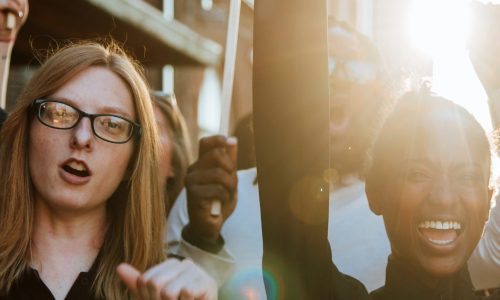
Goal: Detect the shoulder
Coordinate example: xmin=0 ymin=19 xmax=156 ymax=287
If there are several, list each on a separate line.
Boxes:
xmin=330 ymin=267 xmax=371 ymax=300
xmin=369 ymin=285 xmax=387 ymax=300
xmin=0 ymin=108 xmax=7 ymax=127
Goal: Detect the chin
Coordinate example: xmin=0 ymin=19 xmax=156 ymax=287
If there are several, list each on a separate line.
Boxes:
xmin=419 ymin=257 xmax=464 ymax=279
xmin=44 ymin=193 xmax=103 ymax=213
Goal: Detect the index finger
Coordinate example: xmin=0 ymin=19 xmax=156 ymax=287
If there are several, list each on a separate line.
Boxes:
xmin=198 ymin=135 xmax=228 ymax=157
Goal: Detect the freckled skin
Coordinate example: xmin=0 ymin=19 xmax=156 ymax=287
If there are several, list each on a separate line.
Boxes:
xmin=29 ymin=66 xmax=136 ymax=214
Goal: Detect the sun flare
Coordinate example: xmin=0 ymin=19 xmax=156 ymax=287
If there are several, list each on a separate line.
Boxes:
xmin=409 ymin=0 xmax=492 ymax=134
xmin=409 ymin=0 xmax=470 ymax=56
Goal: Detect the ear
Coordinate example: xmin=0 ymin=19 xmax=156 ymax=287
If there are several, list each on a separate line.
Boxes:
xmin=365 ymin=178 xmax=384 ymax=216
xmin=485 ymin=187 xmax=494 ymax=222
xmin=487 ymin=188 xmax=494 ymax=203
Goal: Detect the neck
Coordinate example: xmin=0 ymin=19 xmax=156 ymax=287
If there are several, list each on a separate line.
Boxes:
xmin=31 ymin=197 xmax=107 ymax=270
xmin=390 ymin=255 xmax=449 ymax=291
xmin=30 ymin=198 xmax=107 ymax=300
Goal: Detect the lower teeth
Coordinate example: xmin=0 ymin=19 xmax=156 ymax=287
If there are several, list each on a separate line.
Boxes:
xmin=428 ymin=238 xmax=454 ymax=245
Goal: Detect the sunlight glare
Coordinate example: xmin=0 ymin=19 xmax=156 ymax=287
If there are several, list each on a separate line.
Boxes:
xmin=409 ymin=0 xmax=470 ymax=56
xmin=409 ymin=0 xmax=493 ymax=135
xmin=432 ymin=51 xmax=491 ymax=133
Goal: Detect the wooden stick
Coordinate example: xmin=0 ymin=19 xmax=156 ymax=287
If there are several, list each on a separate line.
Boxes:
xmin=0 ymin=12 xmax=16 ymax=110
xmin=219 ymin=0 xmax=241 ymax=136
xmin=211 ymin=0 xmax=241 ymax=216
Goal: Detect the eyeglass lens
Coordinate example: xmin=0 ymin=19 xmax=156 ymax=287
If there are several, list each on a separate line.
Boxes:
xmin=328 ymin=57 xmax=377 ymax=83
xmin=38 ymin=101 xmax=135 ymax=143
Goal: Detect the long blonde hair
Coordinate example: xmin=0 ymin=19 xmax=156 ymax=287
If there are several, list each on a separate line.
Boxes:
xmin=0 ymin=41 xmax=165 ymax=299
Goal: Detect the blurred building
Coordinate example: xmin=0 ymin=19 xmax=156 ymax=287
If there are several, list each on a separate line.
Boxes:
xmin=8 ymin=0 xmax=440 ymax=152
xmin=329 ymin=0 xmax=432 ymax=91
xmin=7 ymin=0 xmax=254 ymax=157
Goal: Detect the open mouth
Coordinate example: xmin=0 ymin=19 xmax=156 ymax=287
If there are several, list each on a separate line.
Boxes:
xmin=417 ymin=220 xmax=463 ymax=246
xmin=63 ymin=161 xmax=90 ymax=177
xmin=331 ymin=105 xmax=350 ymax=135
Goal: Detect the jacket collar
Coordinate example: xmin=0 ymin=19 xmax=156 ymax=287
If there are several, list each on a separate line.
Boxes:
xmin=379 ymin=255 xmax=478 ymax=300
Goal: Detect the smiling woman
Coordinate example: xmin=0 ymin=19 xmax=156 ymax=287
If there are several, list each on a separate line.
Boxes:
xmin=365 ymin=89 xmax=493 ymax=299
xmin=0 ymin=41 xmax=216 ymax=300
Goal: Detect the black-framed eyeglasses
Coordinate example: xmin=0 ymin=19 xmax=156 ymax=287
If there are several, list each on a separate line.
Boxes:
xmin=32 ymin=99 xmax=141 ymax=144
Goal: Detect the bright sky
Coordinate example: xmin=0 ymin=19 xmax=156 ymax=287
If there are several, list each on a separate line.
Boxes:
xmin=409 ymin=0 xmax=493 ymax=133
xmin=409 ymin=0 xmax=500 ymax=177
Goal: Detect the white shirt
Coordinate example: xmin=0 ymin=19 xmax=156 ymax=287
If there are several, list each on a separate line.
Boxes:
xmin=167 ymin=168 xmax=266 ymax=299
xmin=167 ymin=167 xmax=390 ymax=297
xmin=468 ymin=192 xmax=500 ymax=290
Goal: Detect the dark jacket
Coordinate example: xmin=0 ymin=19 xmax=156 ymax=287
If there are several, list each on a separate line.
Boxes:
xmin=371 ymin=256 xmax=495 ymax=300
xmin=0 ymin=107 xmax=7 ymax=129
xmin=330 ymin=262 xmax=372 ymax=300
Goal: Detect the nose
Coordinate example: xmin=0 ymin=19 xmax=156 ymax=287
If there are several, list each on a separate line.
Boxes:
xmin=70 ymin=117 xmax=94 ymax=150
xmin=428 ymin=175 xmax=456 ymax=208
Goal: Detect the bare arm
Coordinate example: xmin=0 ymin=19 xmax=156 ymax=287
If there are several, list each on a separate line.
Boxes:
xmin=0 ymin=0 xmax=29 ymax=109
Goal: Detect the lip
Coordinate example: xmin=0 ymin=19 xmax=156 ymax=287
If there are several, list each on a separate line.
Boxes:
xmin=59 ymin=158 xmax=92 ymax=185
xmin=331 ymin=114 xmax=351 ymax=137
xmin=331 ymin=104 xmax=351 ymax=137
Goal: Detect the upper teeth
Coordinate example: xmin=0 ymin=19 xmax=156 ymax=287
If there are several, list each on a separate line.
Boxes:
xmin=68 ymin=161 xmax=87 ymax=172
xmin=418 ymin=221 xmax=461 ymax=230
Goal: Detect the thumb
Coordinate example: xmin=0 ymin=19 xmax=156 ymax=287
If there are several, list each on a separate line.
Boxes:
xmin=117 ymin=263 xmax=140 ymax=297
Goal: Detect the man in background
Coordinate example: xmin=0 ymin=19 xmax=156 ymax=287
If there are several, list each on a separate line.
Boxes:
xmin=167 ymin=17 xmax=392 ymax=297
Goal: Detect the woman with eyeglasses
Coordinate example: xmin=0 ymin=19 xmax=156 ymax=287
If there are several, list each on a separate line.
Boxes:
xmin=0 ymin=41 xmax=216 ymax=299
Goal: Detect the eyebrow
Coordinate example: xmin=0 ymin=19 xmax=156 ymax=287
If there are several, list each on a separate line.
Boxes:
xmin=49 ymin=96 xmax=135 ymax=120
xmin=403 ymin=158 xmax=483 ymax=169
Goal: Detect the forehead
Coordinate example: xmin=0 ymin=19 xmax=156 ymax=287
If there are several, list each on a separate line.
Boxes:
xmin=397 ymin=111 xmax=489 ymax=168
xmin=51 ymin=66 xmax=135 ymax=119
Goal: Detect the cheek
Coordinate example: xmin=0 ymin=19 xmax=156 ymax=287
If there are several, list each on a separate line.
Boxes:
xmin=109 ymin=143 xmax=135 ymax=179
xmin=384 ymin=183 xmax=424 ymax=243
xmin=29 ymin=124 xmax=58 ymax=188
xmin=158 ymin=133 xmax=173 ymax=180
xmin=464 ymin=191 xmax=490 ymax=235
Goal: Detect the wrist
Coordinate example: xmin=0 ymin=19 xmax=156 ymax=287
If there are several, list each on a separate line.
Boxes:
xmin=182 ymin=224 xmax=224 ymax=254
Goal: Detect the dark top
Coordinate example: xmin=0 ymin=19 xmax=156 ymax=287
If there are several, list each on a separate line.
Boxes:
xmin=1 ymin=257 xmax=101 ymax=300
xmin=0 ymin=107 xmax=7 ymax=129
xmin=370 ymin=256 xmax=494 ymax=300
xmin=330 ymin=263 xmax=371 ymax=300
